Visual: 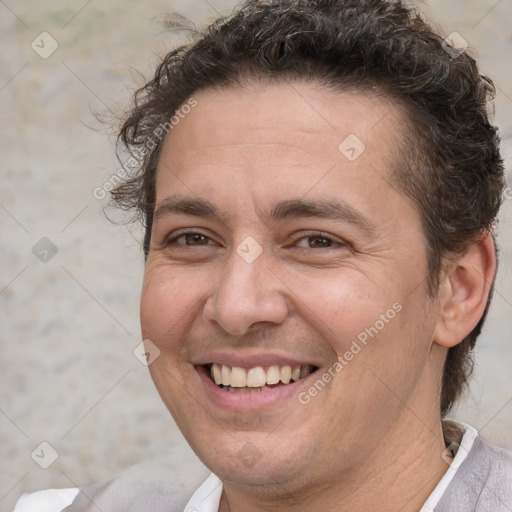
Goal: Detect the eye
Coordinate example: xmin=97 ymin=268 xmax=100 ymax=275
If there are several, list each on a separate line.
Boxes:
xmin=167 ymin=232 xmax=214 ymax=246
xmin=295 ymin=233 xmax=338 ymax=249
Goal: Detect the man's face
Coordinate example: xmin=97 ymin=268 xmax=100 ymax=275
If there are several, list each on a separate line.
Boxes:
xmin=141 ymin=82 xmax=442 ymax=490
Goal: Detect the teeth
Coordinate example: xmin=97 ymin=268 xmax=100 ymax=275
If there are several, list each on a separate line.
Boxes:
xmin=280 ymin=365 xmax=292 ymax=384
xmin=299 ymin=366 xmax=311 ymax=379
xmin=266 ymin=365 xmax=281 ymax=385
xmin=226 ymin=385 xmax=272 ymax=393
xmin=221 ymin=365 xmax=230 ymax=386
xmin=211 ymin=364 xmax=222 ymax=385
xmin=209 ymin=363 xmax=314 ymax=388
xmin=230 ymin=366 xmax=247 ymax=387
xmin=247 ymin=367 xmax=266 ymax=387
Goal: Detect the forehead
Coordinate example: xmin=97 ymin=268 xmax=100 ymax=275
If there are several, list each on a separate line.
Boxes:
xmin=155 ymin=81 xmax=407 ymax=212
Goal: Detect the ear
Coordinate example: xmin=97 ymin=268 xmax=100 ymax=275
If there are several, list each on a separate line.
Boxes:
xmin=433 ymin=231 xmax=497 ymax=348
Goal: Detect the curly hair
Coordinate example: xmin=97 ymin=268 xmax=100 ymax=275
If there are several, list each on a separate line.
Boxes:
xmin=112 ymin=0 xmax=505 ymax=416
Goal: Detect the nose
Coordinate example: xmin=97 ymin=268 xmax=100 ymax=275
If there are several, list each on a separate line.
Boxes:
xmin=203 ymin=251 xmax=289 ymax=336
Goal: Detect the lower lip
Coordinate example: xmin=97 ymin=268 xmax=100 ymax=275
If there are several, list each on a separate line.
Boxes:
xmin=195 ymin=365 xmax=317 ymax=411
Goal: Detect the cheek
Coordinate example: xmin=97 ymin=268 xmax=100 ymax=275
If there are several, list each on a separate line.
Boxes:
xmin=289 ymin=268 xmax=401 ymax=354
xmin=140 ymin=264 xmax=201 ymax=350
xmin=290 ymin=266 xmax=432 ymax=405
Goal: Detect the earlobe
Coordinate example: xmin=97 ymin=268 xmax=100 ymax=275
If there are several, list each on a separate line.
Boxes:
xmin=433 ymin=231 xmax=497 ymax=348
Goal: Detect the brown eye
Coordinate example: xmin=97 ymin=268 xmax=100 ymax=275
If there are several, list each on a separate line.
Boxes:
xmin=296 ymin=235 xmax=335 ymax=248
xmin=308 ymin=236 xmax=333 ymax=248
xmin=172 ymin=233 xmax=212 ymax=245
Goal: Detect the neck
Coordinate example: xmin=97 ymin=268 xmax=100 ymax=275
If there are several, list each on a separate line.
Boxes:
xmin=219 ymin=414 xmax=451 ymax=512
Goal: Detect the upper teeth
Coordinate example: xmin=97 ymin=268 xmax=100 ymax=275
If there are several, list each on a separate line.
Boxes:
xmin=210 ymin=363 xmax=313 ymax=387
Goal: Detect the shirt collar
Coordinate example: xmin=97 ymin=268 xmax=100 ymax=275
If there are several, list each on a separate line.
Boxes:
xmin=420 ymin=421 xmax=479 ymax=512
xmin=183 ymin=473 xmax=223 ymax=512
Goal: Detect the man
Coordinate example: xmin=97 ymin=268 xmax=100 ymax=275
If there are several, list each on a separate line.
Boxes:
xmin=15 ymin=0 xmax=512 ymax=510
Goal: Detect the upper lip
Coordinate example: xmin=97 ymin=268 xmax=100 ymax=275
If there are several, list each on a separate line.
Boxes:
xmin=192 ymin=351 xmax=321 ymax=369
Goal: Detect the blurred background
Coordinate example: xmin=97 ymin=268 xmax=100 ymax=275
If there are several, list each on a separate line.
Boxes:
xmin=1 ymin=0 xmax=511 ymax=510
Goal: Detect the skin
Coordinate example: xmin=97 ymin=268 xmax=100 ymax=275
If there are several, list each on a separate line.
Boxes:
xmin=140 ymin=81 xmax=496 ymax=511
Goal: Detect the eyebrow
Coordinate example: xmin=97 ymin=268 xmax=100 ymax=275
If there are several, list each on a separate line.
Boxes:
xmin=153 ymin=195 xmax=376 ymax=233
xmin=269 ymin=199 xmax=376 ymax=233
xmin=153 ymin=195 xmax=220 ymax=221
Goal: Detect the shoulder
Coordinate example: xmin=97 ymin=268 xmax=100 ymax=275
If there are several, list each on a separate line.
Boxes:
xmin=13 ymin=458 xmax=212 ymax=512
xmin=13 ymin=488 xmax=79 ymax=512
xmin=470 ymin=435 xmax=512 ymax=488
xmin=438 ymin=426 xmax=512 ymax=511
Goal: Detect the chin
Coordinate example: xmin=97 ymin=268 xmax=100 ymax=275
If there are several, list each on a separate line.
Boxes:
xmin=186 ymin=428 xmax=318 ymax=490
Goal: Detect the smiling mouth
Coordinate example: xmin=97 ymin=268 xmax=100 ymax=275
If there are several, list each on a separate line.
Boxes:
xmin=204 ymin=363 xmax=319 ymax=393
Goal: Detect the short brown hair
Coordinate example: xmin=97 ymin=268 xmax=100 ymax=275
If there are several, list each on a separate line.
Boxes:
xmin=112 ymin=0 xmax=505 ymax=416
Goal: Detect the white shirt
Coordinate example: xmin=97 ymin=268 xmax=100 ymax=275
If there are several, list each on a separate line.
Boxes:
xmin=12 ymin=423 xmax=482 ymax=512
